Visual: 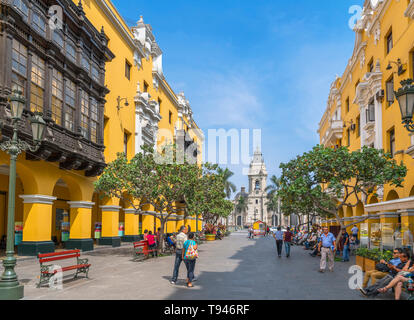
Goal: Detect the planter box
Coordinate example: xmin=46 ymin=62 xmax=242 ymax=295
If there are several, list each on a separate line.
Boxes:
xmin=365 ymin=258 xmax=377 ymax=272
xmin=205 ymin=234 xmax=216 ymax=241
xmin=356 ymin=255 xmax=365 ymax=271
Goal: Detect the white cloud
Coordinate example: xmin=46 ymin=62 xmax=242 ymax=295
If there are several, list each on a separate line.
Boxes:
xmin=195 ymin=72 xmax=265 ymax=128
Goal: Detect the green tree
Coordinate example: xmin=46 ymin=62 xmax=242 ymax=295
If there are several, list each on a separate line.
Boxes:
xmin=95 ymin=144 xmax=199 ymax=252
xmin=265 ymin=175 xmax=281 ymax=199
xmin=217 ymin=167 xmax=236 ymax=228
xmin=186 ymin=164 xmax=233 ymax=227
xmin=217 ymin=167 xmax=237 ymax=199
xmin=278 ymin=145 xmax=407 ymax=245
xmin=266 ymin=175 xmax=281 ymax=226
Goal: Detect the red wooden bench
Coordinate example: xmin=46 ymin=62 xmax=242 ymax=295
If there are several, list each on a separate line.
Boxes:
xmin=133 ymin=240 xmax=157 ymax=260
xmin=37 ymin=250 xmax=90 ymax=288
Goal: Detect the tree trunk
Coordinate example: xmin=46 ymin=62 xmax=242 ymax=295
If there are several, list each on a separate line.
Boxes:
xmin=159 ymin=218 xmax=166 ymax=254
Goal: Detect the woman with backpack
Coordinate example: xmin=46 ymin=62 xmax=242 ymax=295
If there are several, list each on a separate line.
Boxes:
xmin=182 ymin=232 xmax=198 ymax=288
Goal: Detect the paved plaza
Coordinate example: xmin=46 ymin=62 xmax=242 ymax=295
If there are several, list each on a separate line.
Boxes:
xmin=6 ymin=231 xmax=396 ymax=300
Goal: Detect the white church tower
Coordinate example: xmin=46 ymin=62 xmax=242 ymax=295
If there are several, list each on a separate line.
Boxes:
xmin=246 ymin=148 xmax=269 ymax=225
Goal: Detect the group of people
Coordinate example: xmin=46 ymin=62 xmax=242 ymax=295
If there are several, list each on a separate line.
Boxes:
xmin=272 ymin=226 xmax=294 ymax=258
xmin=142 ymin=229 xmax=161 ymax=257
xmin=170 ymin=226 xmax=199 ymax=288
xmin=360 ymin=248 xmax=414 ymax=300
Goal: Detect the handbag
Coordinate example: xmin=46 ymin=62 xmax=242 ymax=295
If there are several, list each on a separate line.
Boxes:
xmin=184 ymin=241 xmax=198 ymax=260
xmin=375 ymin=263 xmax=390 ymax=273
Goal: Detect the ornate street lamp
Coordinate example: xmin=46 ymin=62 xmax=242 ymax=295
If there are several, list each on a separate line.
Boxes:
xmin=394 ymin=79 xmax=414 ymax=132
xmin=0 ymin=90 xmax=46 ymax=300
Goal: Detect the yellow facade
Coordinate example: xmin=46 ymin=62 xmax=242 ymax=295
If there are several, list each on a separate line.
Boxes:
xmin=318 ymin=0 xmax=414 ymax=247
xmin=0 ymin=0 xmax=202 ymax=256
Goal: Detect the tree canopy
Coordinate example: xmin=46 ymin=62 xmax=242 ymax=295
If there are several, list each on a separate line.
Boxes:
xmin=94 ymin=144 xmax=234 ymax=251
xmin=278 ymin=145 xmax=407 ymax=234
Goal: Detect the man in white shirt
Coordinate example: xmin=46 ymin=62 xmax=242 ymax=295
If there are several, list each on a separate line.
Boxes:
xmin=273 ymin=226 xmax=284 ymax=258
xmin=171 ymin=226 xmax=188 ymax=285
xmin=351 ymin=225 xmax=359 ymax=244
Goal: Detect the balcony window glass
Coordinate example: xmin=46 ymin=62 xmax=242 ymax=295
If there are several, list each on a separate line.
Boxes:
xmin=13 ymin=0 xmax=28 ymax=22
xmin=92 ymin=63 xmax=100 ymax=83
xmin=51 ymin=69 xmax=63 ymax=125
xmin=80 ymin=91 xmax=90 ymax=139
xmin=66 ymin=41 xmax=77 ymax=63
xmin=32 ymin=12 xmax=46 ymax=37
xmin=82 ymin=54 xmax=90 ymax=74
xmin=64 ymin=80 xmax=76 ymax=131
xmin=90 ymin=97 xmax=99 ymax=143
xmin=53 ymin=31 xmax=64 ymax=49
xmin=30 ymin=53 xmax=45 ymax=113
xmin=11 ymin=39 xmax=27 ymax=95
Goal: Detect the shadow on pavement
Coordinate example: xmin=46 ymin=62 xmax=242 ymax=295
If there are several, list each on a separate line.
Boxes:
xmin=164 ymin=235 xmax=370 ymax=300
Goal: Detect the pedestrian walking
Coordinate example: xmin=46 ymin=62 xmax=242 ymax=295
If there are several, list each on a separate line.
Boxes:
xmin=318 ymin=227 xmax=336 ymax=273
xmin=183 ymin=232 xmax=198 ymax=288
xmin=351 ymin=225 xmax=359 ymax=244
xmin=171 ymin=226 xmax=188 ymax=285
xmin=273 ymin=226 xmax=284 ymax=258
xmin=283 ymin=227 xmax=293 ymax=258
xmin=341 ymin=229 xmax=350 ymax=262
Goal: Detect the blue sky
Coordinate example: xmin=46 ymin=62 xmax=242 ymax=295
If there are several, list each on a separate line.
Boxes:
xmin=113 ymin=0 xmax=363 ymax=197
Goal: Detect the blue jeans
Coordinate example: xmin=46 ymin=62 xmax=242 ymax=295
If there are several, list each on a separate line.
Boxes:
xmin=284 ymin=242 xmax=291 ymax=257
xmin=342 ymin=244 xmax=349 ymax=261
xmin=171 ymin=250 xmax=183 ymax=282
xmin=184 ymin=259 xmax=196 ymax=283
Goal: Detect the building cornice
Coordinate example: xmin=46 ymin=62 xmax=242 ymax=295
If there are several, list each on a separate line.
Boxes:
xmin=95 ymin=0 xmax=145 ymax=57
xmin=100 ymin=205 xmax=122 ymax=212
xmin=19 ymin=195 xmax=57 ymax=205
xmin=68 ymin=201 xmax=95 ymax=209
xmin=365 ymin=197 xmax=414 ymax=213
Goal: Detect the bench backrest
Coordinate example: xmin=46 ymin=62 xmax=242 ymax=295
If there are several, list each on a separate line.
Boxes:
xmin=134 ymin=240 xmax=148 ymax=248
xmin=38 ymin=250 xmax=81 ymax=264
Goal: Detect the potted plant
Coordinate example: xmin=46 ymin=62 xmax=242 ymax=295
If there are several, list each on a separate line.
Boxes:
xmin=356 ymin=248 xmax=368 ymax=271
xmin=204 ymin=224 xmax=217 ymax=241
xmin=365 ymin=248 xmax=382 ymax=272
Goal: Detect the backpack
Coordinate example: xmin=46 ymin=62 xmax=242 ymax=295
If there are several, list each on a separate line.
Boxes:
xmin=184 ymin=241 xmax=198 ymax=260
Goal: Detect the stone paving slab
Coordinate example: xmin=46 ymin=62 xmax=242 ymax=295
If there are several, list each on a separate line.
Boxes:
xmin=1 ymin=231 xmax=398 ymax=300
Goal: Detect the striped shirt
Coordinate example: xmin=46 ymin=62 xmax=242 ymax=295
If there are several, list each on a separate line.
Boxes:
xmin=176 ymin=232 xmax=188 ymax=250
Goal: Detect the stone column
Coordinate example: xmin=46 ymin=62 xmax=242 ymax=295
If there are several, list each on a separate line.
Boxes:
xmin=122 ymin=209 xmax=140 ymax=242
xmin=399 ymin=209 xmax=414 ymax=232
xmin=379 ymin=212 xmax=399 ymax=250
xmin=176 ymin=215 xmax=185 ymax=232
xmin=98 ymin=205 xmax=121 ymax=247
xmin=166 ymin=214 xmax=176 ymax=233
xmin=66 ymin=201 xmax=94 ymax=251
xmin=141 ymin=212 xmax=154 ymax=234
xmin=190 ymin=217 xmax=196 ymax=232
xmin=367 ymin=214 xmax=381 ymax=248
xmin=198 ymin=216 xmax=203 ymax=231
xmin=18 ymin=195 xmax=57 ymax=256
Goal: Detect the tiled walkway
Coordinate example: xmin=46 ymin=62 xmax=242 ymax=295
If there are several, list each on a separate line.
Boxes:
xmin=3 ymin=231 xmax=397 ymax=300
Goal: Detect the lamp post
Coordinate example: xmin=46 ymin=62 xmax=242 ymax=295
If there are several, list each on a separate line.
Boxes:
xmin=394 ymin=79 xmax=414 ymax=132
xmin=0 ymin=90 xmax=46 ymax=300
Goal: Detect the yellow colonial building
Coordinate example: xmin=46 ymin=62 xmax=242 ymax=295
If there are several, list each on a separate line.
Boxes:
xmin=0 ymin=0 xmax=203 ymax=256
xmin=318 ymin=0 xmax=414 ymax=249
